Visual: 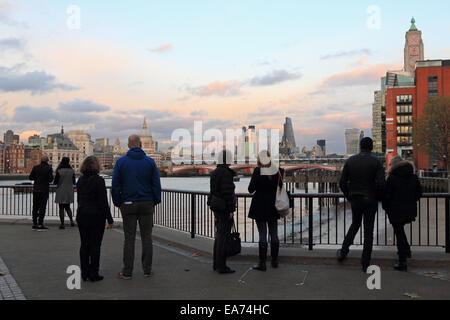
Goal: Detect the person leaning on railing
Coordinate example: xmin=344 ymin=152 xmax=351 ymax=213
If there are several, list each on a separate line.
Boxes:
xmin=382 ymin=156 xmax=423 ymax=271
xmin=208 ymin=148 xmax=237 ymax=274
xmin=76 ymin=156 xmax=114 ymax=282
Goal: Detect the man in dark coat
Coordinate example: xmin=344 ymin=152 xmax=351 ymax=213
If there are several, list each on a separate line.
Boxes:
xmin=29 ymin=155 xmax=54 ymax=231
xmin=337 ymin=138 xmax=385 ymax=271
xmin=209 ymin=149 xmax=236 ymax=274
xmin=382 ymin=156 xmax=422 ymax=271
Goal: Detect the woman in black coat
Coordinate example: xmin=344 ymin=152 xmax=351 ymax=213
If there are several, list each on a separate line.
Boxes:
xmin=76 ymin=156 xmax=114 ymax=282
xmin=382 ymin=156 xmax=422 ymax=271
xmin=248 ymin=151 xmax=284 ymax=271
xmin=209 ymin=149 xmax=236 ymax=274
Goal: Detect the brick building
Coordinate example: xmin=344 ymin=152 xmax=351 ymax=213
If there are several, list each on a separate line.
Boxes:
xmin=385 ymin=60 xmax=450 ymax=169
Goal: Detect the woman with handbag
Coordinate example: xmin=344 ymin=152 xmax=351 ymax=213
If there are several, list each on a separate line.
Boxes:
xmin=209 ymin=149 xmax=237 ymax=274
xmin=248 ymin=150 xmax=284 ymax=271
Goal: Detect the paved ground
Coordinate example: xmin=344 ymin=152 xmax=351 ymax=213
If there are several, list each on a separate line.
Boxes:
xmin=0 ymin=223 xmax=449 ymax=300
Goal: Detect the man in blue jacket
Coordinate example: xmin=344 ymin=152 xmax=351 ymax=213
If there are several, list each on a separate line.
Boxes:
xmin=112 ymin=134 xmax=161 ymax=279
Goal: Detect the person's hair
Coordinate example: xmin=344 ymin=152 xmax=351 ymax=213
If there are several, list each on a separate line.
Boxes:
xmin=360 ymin=137 xmax=374 ymax=152
xmin=41 ymin=154 xmax=49 ymax=163
xmin=389 ymin=155 xmax=403 ymax=168
xmin=128 ymin=135 xmax=142 ymax=149
xmin=80 ymin=156 xmax=100 ymax=175
xmin=57 ymin=157 xmax=71 ymax=171
xmin=257 ymin=150 xmax=272 ymax=168
xmin=217 ymin=148 xmax=233 ymax=165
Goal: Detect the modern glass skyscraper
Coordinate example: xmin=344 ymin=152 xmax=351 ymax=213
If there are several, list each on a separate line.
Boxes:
xmin=345 ymin=129 xmax=364 ymax=156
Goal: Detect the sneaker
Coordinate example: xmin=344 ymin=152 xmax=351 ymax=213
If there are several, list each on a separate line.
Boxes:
xmin=70 ymin=222 xmax=76 ymax=227
xmin=32 ymin=225 xmax=39 ymax=231
xmin=59 ymin=225 xmax=65 ymax=230
xmin=119 ymin=272 xmax=132 ymax=280
xmin=336 ymin=249 xmax=348 ymax=262
xmin=37 ymin=226 xmax=49 ymax=232
xmin=144 ymin=272 xmax=153 ymax=278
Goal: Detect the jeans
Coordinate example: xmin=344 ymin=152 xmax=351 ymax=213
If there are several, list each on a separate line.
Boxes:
xmin=342 ymin=197 xmax=378 ymax=266
xmin=120 ymin=201 xmax=155 ymax=276
xmin=256 ymin=219 xmax=279 ymax=245
xmin=213 ymin=212 xmax=233 ymax=271
xmin=78 ymin=223 xmax=105 ymax=277
xmin=32 ymin=191 xmax=49 ymax=226
xmin=392 ymin=223 xmax=410 ymax=262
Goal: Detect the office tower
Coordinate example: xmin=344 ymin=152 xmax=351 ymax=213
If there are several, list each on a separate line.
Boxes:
xmin=345 ymin=129 xmax=364 ymax=156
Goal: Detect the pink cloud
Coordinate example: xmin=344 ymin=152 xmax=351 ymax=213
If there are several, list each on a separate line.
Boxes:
xmin=150 ymin=43 xmax=173 ymax=53
xmin=190 ymin=80 xmax=242 ymax=97
xmin=322 ymin=63 xmax=401 ymax=88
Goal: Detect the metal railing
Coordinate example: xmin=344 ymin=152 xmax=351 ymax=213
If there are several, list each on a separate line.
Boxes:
xmin=1 ymin=185 xmax=449 ymax=252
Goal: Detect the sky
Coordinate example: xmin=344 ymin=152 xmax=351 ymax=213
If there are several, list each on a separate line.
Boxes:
xmin=0 ymin=0 xmax=449 ymax=153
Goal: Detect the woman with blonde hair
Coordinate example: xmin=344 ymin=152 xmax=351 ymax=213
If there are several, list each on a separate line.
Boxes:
xmin=76 ymin=156 xmax=114 ymax=281
xmin=383 ymin=155 xmax=422 ymax=271
xmin=248 ymin=150 xmax=284 ymax=271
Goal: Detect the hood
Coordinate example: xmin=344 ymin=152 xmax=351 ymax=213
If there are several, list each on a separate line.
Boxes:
xmin=389 ymin=160 xmax=415 ymax=178
xmin=126 ymin=148 xmax=146 ymax=160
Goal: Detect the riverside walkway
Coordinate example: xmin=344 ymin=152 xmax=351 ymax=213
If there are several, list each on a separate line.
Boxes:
xmin=0 ymin=219 xmax=449 ymax=300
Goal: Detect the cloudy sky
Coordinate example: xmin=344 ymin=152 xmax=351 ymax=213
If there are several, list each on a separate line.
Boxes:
xmin=1 ymin=0 xmax=449 ymax=153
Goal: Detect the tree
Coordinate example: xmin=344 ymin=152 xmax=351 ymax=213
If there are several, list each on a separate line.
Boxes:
xmin=413 ymin=97 xmax=450 ymax=171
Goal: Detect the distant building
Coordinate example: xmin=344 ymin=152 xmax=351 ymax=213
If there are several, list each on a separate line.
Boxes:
xmin=139 ymin=118 xmax=163 ymax=167
xmin=3 ymin=130 xmax=20 ymax=145
xmin=345 ymin=129 xmax=364 ymax=156
xmin=0 ymin=142 xmax=5 ymax=173
xmin=94 ymin=152 xmax=114 ymax=170
xmin=94 ymin=138 xmax=113 ymax=153
xmin=372 ymin=89 xmax=386 ymax=154
xmin=385 ymin=59 xmax=450 ymax=169
xmin=28 ymin=135 xmax=48 ymax=149
xmin=45 ymin=127 xmax=82 ymax=171
xmin=317 ymin=140 xmax=326 ymax=156
xmin=280 ymin=117 xmax=299 ymax=157
xmin=66 ymin=130 xmax=94 ymax=159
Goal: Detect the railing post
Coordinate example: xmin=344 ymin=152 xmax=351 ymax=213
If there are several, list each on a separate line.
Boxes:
xmin=446 ymin=196 xmax=449 ymax=253
xmin=191 ymin=193 xmax=196 ymax=239
xmin=308 ymin=197 xmax=313 ymax=251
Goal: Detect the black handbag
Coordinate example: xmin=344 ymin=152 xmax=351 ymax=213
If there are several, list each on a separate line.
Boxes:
xmin=226 ymin=220 xmax=241 ymax=257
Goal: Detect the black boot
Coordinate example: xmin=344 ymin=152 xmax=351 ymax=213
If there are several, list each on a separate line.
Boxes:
xmin=394 ymin=261 xmax=407 ymax=271
xmin=253 ymin=243 xmax=267 ymax=271
xmin=271 ymin=242 xmax=279 ymax=268
xmin=337 ymin=248 xmax=349 ymax=262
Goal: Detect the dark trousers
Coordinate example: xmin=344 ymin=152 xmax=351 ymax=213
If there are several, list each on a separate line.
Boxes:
xmin=213 ymin=212 xmax=233 ymax=271
xmin=59 ymin=204 xmax=73 ymax=225
xmin=392 ymin=223 xmax=410 ymax=262
xmin=256 ymin=219 xmax=279 ymax=245
xmin=342 ymin=197 xmax=378 ymax=266
xmin=120 ymin=201 xmax=155 ymax=276
xmin=32 ymin=192 xmax=49 ymax=226
xmin=78 ymin=224 xmax=105 ymax=277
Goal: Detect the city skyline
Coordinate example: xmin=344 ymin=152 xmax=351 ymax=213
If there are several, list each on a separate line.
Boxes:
xmin=1 ymin=1 xmax=450 ymax=154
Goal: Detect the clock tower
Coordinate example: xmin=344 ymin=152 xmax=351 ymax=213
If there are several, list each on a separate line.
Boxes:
xmin=404 ymin=17 xmax=424 ymax=74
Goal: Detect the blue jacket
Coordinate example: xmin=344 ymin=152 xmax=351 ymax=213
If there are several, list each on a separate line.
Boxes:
xmin=112 ymin=148 xmax=162 ymax=207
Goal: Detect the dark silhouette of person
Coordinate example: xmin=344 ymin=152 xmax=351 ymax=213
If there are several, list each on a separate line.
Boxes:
xmin=248 ymin=150 xmax=284 ymax=271
xmin=337 ymin=137 xmax=385 ymax=272
xmin=29 ymin=155 xmax=54 ymax=231
xmin=76 ymin=156 xmax=114 ymax=282
xmin=209 ymin=149 xmax=236 ymax=274
xmin=383 ymin=156 xmax=422 ymax=271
